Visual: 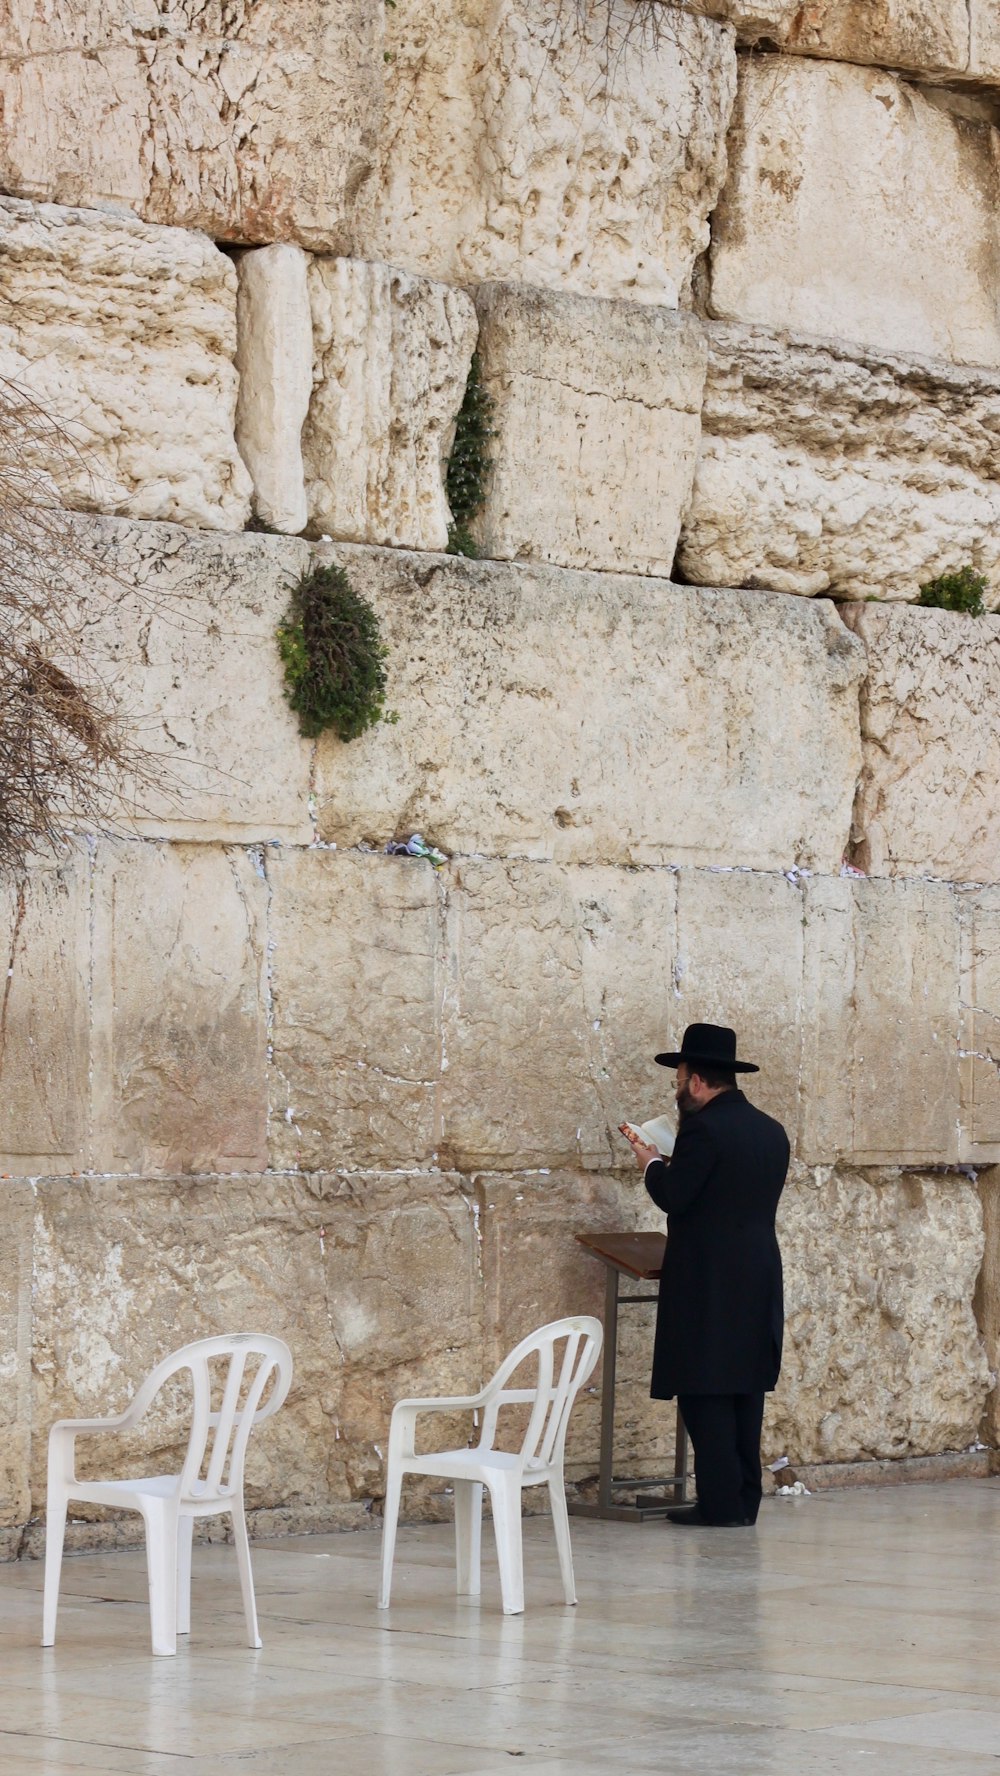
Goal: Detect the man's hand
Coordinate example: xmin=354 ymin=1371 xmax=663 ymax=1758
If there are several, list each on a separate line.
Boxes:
xmin=619 ymin=1123 xmax=660 ymax=1171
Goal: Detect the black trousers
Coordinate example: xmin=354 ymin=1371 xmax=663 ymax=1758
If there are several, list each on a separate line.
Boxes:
xmin=677 ymin=1392 xmax=766 ymax=1525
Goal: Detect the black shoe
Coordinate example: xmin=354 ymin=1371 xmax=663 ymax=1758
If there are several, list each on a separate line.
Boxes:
xmin=665 ymin=1505 xmax=750 ymax=1527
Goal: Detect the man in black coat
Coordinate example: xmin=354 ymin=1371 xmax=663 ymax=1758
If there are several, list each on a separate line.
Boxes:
xmin=623 ymin=1023 xmax=790 ymax=1528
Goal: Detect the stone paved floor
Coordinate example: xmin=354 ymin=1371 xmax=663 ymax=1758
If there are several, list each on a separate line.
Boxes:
xmin=3 ymin=1479 xmax=1000 ymax=1773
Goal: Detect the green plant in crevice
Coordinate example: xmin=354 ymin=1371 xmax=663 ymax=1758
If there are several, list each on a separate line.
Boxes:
xmin=276 ymin=563 xmax=396 ymax=742
xmin=446 ymin=352 xmax=495 ymax=559
xmin=917 ymin=566 xmax=989 ymax=617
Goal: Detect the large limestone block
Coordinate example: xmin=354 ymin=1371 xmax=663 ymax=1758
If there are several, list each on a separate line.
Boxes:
xmin=0 ymin=2 xmax=382 ymax=249
xmin=473 ymin=284 xmax=706 ymax=575
xmin=678 ymin=325 xmax=1000 ymax=601
xmin=235 ymin=246 xmax=312 ymax=536
xmin=0 ymin=1182 xmax=33 ymax=1539
xmin=89 ymin=841 xmax=268 ymax=1175
xmin=267 ymin=851 xmax=442 ymax=1173
xmin=477 ymin=1172 xmax=673 ymax=1480
xmin=0 ymin=849 xmax=89 ymax=1177
xmin=842 ymin=603 xmax=1000 ymax=880
xmin=769 ymin=1166 xmax=989 ymax=1463
xmin=971 ymin=2 xmax=1000 ymax=78
xmin=304 ymin=261 xmax=477 ymax=550
xmin=800 ymin=877 xmax=960 ymax=1165
xmin=0 ymin=198 xmax=250 ymax=529
xmin=686 ymin=0 xmax=970 ymax=78
xmin=959 ymin=888 xmax=1000 ymax=1161
xmin=314 ymin=547 xmax=864 ymax=873
xmin=30 ymin=1171 xmax=482 ymax=1526
xmin=976 ymin=1166 xmax=1000 ymax=1444
xmin=673 ymin=868 xmax=804 ymax=1129
xmin=439 ymin=861 xmax=677 ymax=1172
xmin=710 ymin=59 xmax=1000 ymax=366
xmin=377 ymin=0 xmax=735 ymax=303
xmin=62 ymin=520 xmax=313 ymax=843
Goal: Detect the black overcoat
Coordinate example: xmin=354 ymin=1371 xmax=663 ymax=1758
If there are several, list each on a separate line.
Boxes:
xmin=644 ymin=1089 xmax=789 ymax=1399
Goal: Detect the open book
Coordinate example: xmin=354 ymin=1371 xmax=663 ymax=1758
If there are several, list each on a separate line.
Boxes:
xmin=632 ymin=1114 xmax=676 ymax=1157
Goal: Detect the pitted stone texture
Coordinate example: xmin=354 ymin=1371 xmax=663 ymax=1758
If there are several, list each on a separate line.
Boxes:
xmin=235 ymin=246 xmax=312 ymax=536
xmin=0 ymin=199 xmax=250 ymax=529
xmin=89 ymin=841 xmax=268 ymax=1176
xmin=686 ymin=0 xmax=970 ymax=78
xmin=800 ymin=876 xmax=960 ymax=1166
xmin=478 ymin=1172 xmax=673 ymax=1480
xmin=971 ymin=3 xmax=1000 ymax=78
xmin=710 ymin=59 xmax=1000 ymax=367
xmin=315 ymin=547 xmax=864 ymax=873
xmin=959 ymin=889 xmax=1000 ymax=1161
xmin=304 ymin=261 xmax=477 ymax=550
xmin=440 ymin=861 xmax=676 ymax=1173
xmin=678 ymin=325 xmax=1000 ymax=601
xmin=976 ymin=1166 xmax=1000 ymax=1443
xmin=0 ymin=850 xmax=89 ymax=1177
xmin=842 ymin=603 xmax=1000 ymax=880
xmin=0 ymin=1182 xmax=34 ymax=1530
xmin=768 ymin=1166 xmax=989 ymax=1463
xmin=29 ymin=1171 xmax=479 ymax=1517
xmin=267 ymin=850 xmax=442 ymax=1174
xmin=63 ymin=520 xmax=313 ymax=843
xmin=473 ymin=283 xmax=706 ymax=575
xmin=0 ymin=2 xmax=382 ymax=250
xmin=377 ymin=0 xmax=735 ymax=304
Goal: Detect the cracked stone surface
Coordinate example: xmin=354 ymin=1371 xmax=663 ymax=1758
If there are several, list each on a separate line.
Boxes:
xmin=314 ymin=545 xmax=864 ymax=873
xmin=677 ymin=324 xmax=1000 ymax=602
xmin=304 ymin=260 xmax=477 ymax=550
xmin=959 ymin=886 xmax=1000 ymax=1159
xmin=472 ymin=282 xmax=706 ymax=575
xmin=683 ymin=0 xmax=972 ymax=79
xmin=769 ymin=1164 xmax=989 ymax=1463
xmin=0 ymin=198 xmax=251 ymax=529
xmin=0 ymin=0 xmax=383 ymax=249
xmin=843 ymin=603 xmax=1000 ymax=881
xmin=0 ymin=1182 xmax=32 ymax=1535
xmin=235 ymin=245 xmax=313 ymax=536
xmin=375 ymin=0 xmax=735 ymax=303
xmin=711 ymin=58 xmax=1000 ymax=366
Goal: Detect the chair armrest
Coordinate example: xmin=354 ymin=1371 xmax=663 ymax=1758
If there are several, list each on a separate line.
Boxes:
xmin=388 ymin=1392 xmax=486 ymax=1462
xmin=390 ymin=1394 xmax=486 ymax=1416
xmin=49 ymin=1413 xmax=135 ymax=1437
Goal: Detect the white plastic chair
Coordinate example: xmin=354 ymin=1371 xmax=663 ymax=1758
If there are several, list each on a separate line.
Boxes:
xmin=42 ymin=1333 xmax=293 ymax=1657
xmin=379 ymin=1315 xmax=603 ymax=1616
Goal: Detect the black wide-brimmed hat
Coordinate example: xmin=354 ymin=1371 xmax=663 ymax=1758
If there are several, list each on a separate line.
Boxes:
xmin=655 ymin=1022 xmax=759 ymax=1074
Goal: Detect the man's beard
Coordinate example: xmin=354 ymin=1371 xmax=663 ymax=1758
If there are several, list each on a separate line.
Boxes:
xmin=676 ymin=1081 xmax=695 ymax=1120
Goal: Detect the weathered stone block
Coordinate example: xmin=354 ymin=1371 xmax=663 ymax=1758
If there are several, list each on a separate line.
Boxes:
xmin=376 ymin=0 xmax=735 ymax=303
xmin=267 ymin=851 xmax=442 ymax=1173
xmin=678 ymin=325 xmax=1000 ymax=601
xmin=710 ymin=59 xmax=1000 ymax=367
xmin=842 ymin=603 xmax=1000 ymax=880
xmin=959 ymin=888 xmax=1000 ymax=1160
xmin=315 ymin=547 xmax=864 ymax=873
xmin=975 ymin=1164 xmax=1000 ymax=1444
xmin=63 ymin=520 xmax=313 ymax=843
xmin=673 ymin=868 xmax=804 ymax=1129
xmin=971 ymin=2 xmax=1000 ymax=79
xmin=440 ymin=861 xmax=676 ymax=1173
xmin=0 ymin=849 xmax=90 ymax=1177
xmin=0 ymin=1182 xmax=34 ymax=1531
xmin=0 ymin=198 xmax=250 ymax=529
xmin=235 ymin=245 xmax=312 ymax=536
xmin=0 ymin=2 xmax=383 ymax=249
xmin=89 ymin=841 xmax=268 ymax=1175
xmin=769 ymin=1166 xmax=989 ymax=1463
xmin=800 ymin=877 xmax=960 ymax=1165
xmin=686 ymin=0 xmax=970 ymax=79
xmin=304 ymin=260 xmax=477 ymax=550
xmin=473 ymin=283 xmax=705 ymax=575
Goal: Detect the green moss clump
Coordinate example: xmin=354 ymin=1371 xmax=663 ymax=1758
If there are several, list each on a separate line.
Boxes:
xmin=917 ymin=566 xmax=989 ymax=617
xmin=277 ymin=563 xmax=392 ymax=742
xmin=446 ymin=352 xmax=495 ymax=559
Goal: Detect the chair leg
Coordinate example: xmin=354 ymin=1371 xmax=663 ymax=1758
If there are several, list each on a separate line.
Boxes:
xmin=489 ymin=1477 xmax=524 ymax=1616
xmin=41 ymin=1492 xmax=68 ymax=1647
xmin=231 ymin=1502 xmax=262 ymax=1650
xmin=142 ymin=1502 xmax=179 ymax=1657
xmin=454 ymin=1480 xmax=483 ymax=1597
xmin=176 ymin=1515 xmax=194 ymax=1637
xmin=378 ymin=1461 xmax=403 ymax=1609
xmin=548 ymin=1478 xmax=577 ymax=1606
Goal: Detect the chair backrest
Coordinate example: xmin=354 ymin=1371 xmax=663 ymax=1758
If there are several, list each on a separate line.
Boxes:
xmin=478 ymin=1317 xmax=602 ymax=1474
xmin=128 ymin=1334 xmax=293 ymax=1504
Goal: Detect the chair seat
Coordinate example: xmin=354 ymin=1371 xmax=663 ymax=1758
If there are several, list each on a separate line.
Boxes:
xmin=67 ymin=1475 xmax=237 ymax=1512
xmin=403 ymin=1447 xmax=532 ymax=1482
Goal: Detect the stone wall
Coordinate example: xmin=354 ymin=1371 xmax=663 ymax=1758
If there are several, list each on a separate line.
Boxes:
xmin=1 ymin=0 xmax=999 ymax=1549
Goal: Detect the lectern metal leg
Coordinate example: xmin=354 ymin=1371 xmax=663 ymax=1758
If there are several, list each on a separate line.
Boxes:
xmin=596 ymin=1267 xmax=619 ymax=1512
